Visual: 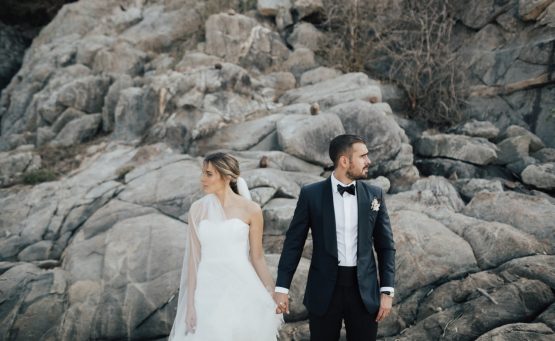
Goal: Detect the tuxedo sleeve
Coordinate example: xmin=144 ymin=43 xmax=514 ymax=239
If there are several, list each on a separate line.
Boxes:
xmin=276 ymin=186 xmax=310 ymax=289
xmin=373 ymin=188 xmax=395 ymax=288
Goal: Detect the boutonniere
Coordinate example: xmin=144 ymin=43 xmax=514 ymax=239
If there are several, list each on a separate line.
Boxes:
xmin=371 ymin=198 xmax=380 ymax=211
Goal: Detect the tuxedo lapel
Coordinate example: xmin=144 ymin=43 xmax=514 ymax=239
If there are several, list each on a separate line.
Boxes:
xmin=356 ymin=181 xmax=370 ymax=258
xmin=322 ymin=177 xmax=338 ymax=259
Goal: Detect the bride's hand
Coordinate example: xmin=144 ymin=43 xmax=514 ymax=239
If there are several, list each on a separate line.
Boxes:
xmin=185 ymin=307 xmax=197 ymax=334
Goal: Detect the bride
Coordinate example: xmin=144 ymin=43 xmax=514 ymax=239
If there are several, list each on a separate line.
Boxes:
xmin=168 ymin=152 xmax=282 ymax=340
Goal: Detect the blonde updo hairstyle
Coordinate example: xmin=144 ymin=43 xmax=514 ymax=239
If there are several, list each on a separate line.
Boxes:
xmin=203 ymin=152 xmax=241 ymax=194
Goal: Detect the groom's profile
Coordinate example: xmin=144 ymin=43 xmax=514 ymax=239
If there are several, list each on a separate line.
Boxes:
xmin=274 ymin=134 xmax=396 ymax=341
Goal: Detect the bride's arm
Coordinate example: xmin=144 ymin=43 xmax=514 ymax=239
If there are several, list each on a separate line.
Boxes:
xmin=248 ymin=205 xmax=275 ymax=293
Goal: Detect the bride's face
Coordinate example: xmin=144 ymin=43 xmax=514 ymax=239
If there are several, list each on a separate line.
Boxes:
xmin=201 ymin=162 xmax=228 ymax=193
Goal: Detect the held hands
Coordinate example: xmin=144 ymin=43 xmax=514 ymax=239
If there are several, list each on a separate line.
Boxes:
xmin=376 ymin=293 xmax=393 ymax=322
xmin=185 ymin=306 xmax=197 ymax=334
xmin=273 ymin=292 xmax=289 ymax=314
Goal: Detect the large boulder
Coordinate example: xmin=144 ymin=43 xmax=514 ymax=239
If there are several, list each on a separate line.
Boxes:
xmin=476 ymin=323 xmax=555 ymax=341
xmin=205 ymin=13 xmax=289 ymax=71
xmin=279 ymin=73 xmax=382 ymax=110
xmin=464 ymin=191 xmax=555 ymax=252
xmin=193 ymin=114 xmax=283 ymax=155
xmin=51 ymin=113 xmax=102 ymax=147
xmin=276 ymin=113 xmax=345 ymax=166
xmin=416 ymin=133 xmax=499 ymax=165
xmin=521 ymin=162 xmax=555 ymax=190
xmin=328 ymin=100 xmax=406 ymax=164
xmin=262 ymin=198 xmax=297 ymax=235
xmin=391 ymin=210 xmax=478 ymax=299
xmin=0 ymin=150 xmax=41 ymax=187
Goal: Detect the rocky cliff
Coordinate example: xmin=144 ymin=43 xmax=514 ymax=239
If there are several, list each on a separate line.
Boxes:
xmin=0 ymin=0 xmax=554 ymax=340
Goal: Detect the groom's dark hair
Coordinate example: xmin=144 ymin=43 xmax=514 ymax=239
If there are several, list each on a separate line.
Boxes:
xmin=329 ymin=134 xmax=367 ymax=169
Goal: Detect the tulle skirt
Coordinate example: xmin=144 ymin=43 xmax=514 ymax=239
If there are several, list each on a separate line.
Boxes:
xmin=171 ymin=257 xmax=282 ymax=341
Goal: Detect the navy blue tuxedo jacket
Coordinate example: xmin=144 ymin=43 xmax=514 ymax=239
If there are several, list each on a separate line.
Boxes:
xmin=276 ymin=177 xmax=396 ymax=316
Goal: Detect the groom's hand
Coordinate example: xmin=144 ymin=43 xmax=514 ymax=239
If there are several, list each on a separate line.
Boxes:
xmin=273 ymin=292 xmax=289 ymax=314
xmin=376 ymin=294 xmax=393 ymax=322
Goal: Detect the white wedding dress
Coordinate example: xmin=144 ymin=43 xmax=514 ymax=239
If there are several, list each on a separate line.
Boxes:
xmin=169 ymin=194 xmax=281 ymax=341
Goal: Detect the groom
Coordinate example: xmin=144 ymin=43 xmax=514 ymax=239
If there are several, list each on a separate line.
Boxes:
xmin=274 ymin=134 xmax=396 ymax=340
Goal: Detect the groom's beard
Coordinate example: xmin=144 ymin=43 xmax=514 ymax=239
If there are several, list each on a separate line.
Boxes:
xmin=346 ymin=165 xmax=369 ymax=181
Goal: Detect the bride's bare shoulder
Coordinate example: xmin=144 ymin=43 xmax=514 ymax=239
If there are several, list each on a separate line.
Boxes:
xmin=237 ymin=195 xmax=261 ymax=215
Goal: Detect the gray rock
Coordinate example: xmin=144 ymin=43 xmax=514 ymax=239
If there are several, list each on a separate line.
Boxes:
xmin=387 ymin=166 xmax=420 ymax=194
xmin=522 ymin=162 xmax=555 ymax=190
xmin=518 ymin=0 xmax=554 ymax=21
xmin=276 ymin=113 xmax=345 ymax=166
xmin=537 ymin=302 xmax=555 ymax=331
xmin=92 ymin=42 xmax=147 ymax=76
xmin=391 ymin=210 xmax=478 ymax=298
xmin=17 ymin=240 xmax=54 ymax=261
xmin=279 ymin=73 xmax=382 ymax=110
xmin=496 ymin=135 xmax=534 ymax=165
xmin=57 ymin=75 xmax=111 ymax=114
xmin=292 ymin=0 xmax=324 ymax=19
xmin=287 ymin=22 xmax=324 ymax=51
xmin=271 ymin=103 xmax=311 ymax=116
xmin=416 ymin=133 xmax=498 ymax=165
xmin=0 ymin=150 xmax=41 ymax=187
xmin=0 ymin=263 xmax=69 ymax=340
xmin=175 ymin=52 xmax=222 ymax=72
xmin=476 ymin=322 xmax=555 ymax=340
xmin=242 ymin=167 xmax=323 ymax=198
xmin=369 ymin=143 xmax=414 ymax=177
xmin=259 ymin=72 xmax=296 ymax=92
xmin=451 ymin=119 xmax=500 ymax=139
xmin=363 ymin=176 xmax=391 ymax=193
xmin=239 ymin=26 xmax=290 ymax=72
xmin=101 ymin=75 xmax=134 ymax=133
xmin=300 ymin=67 xmax=342 ymax=86
xmin=329 ymin=101 xmax=406 ymax=164
xmin=205 ymin=13 xmax=258 ymax=62
xmin=0 ymin=22 xmax=27 ymax=90
xmin=427 ymin=209 xmax=547 ymax=269
xmin=464 ymin=191 xmax=555 ymax=252
xmin=454 ymin=0 xmax=515 ymax=29
xmin=501 ymin=125 xmax=545 ymax=152
xmin=532 ymin=148 xmax=555 ymax=163
xmin=411 ymin=176 xmax=465 ymax=211
xmin=250 ymin=187 xmax=277 ymax=206
xmin=266 ymin=254 xmax=310 ymax=322
xmin=415 ymin=157 xmax=483 ymax=179
xmin=257 ymin=0 xmax=292 ymax=16
xmin=51 ymin=114 xmax=102 ymax=147
xmin=283 ymin=47 xmax=317 ymax=78
xmin=455 ymin=178 xmax=504 ymax=201
xmin=495 ymin=255 xmax=555 ymax=290
xmin=389 ymin=278 xmax=554 ymax=341
xmin=262 ymin=198 xmax=297 ymax=235
xmin=51 ymin=108 xmax=87 ymax=134
xmin=113 ymin=87 xmax=157 ymax=142
xmin=416 ymin=271 xmax=505 ymax=321
xmin=194 ymin=115 xmax=282 ymax=154
xmin=230 ymin=150 xmax=323 ymax=174
xmin=506 ymin=155 xmax=537 ymax=174
xmin=118 ymin=158 xmax=203 ymax=217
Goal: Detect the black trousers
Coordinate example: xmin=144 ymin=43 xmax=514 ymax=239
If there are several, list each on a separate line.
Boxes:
xmin=309 ymin=266 xmax=378 ymax=341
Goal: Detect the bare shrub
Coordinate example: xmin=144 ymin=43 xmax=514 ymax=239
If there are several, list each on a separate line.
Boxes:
xmin=318 ymin=0 xmax=467 ymax=127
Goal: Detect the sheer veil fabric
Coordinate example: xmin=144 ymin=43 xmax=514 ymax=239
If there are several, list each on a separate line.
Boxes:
xmin=168 ymin=177 xmax=280 ymax=340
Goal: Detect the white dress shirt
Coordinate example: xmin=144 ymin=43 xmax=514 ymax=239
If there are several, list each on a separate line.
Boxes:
xmin=275 ymin=173 xmax=394 ymax=294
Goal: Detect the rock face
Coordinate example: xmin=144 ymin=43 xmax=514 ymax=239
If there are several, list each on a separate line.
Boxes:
xmin=1 ymin=0 xmax=554 ymax=340
xmin=416 ymin=133 xmax=498 ymax=165
xmin=276 ymin=113 xmax=345 ymax=166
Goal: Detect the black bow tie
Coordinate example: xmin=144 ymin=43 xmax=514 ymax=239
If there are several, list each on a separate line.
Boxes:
xmin=337 ymin=184 xmax=355 ymax=196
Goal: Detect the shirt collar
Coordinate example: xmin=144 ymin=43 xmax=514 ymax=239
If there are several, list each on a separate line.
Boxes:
xmin=331 ymin=172 xmax=356 ymax=194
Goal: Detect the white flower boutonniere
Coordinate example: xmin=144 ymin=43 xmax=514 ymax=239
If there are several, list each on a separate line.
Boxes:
xmin=371 ymin=198 xmax=380 ymax=211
